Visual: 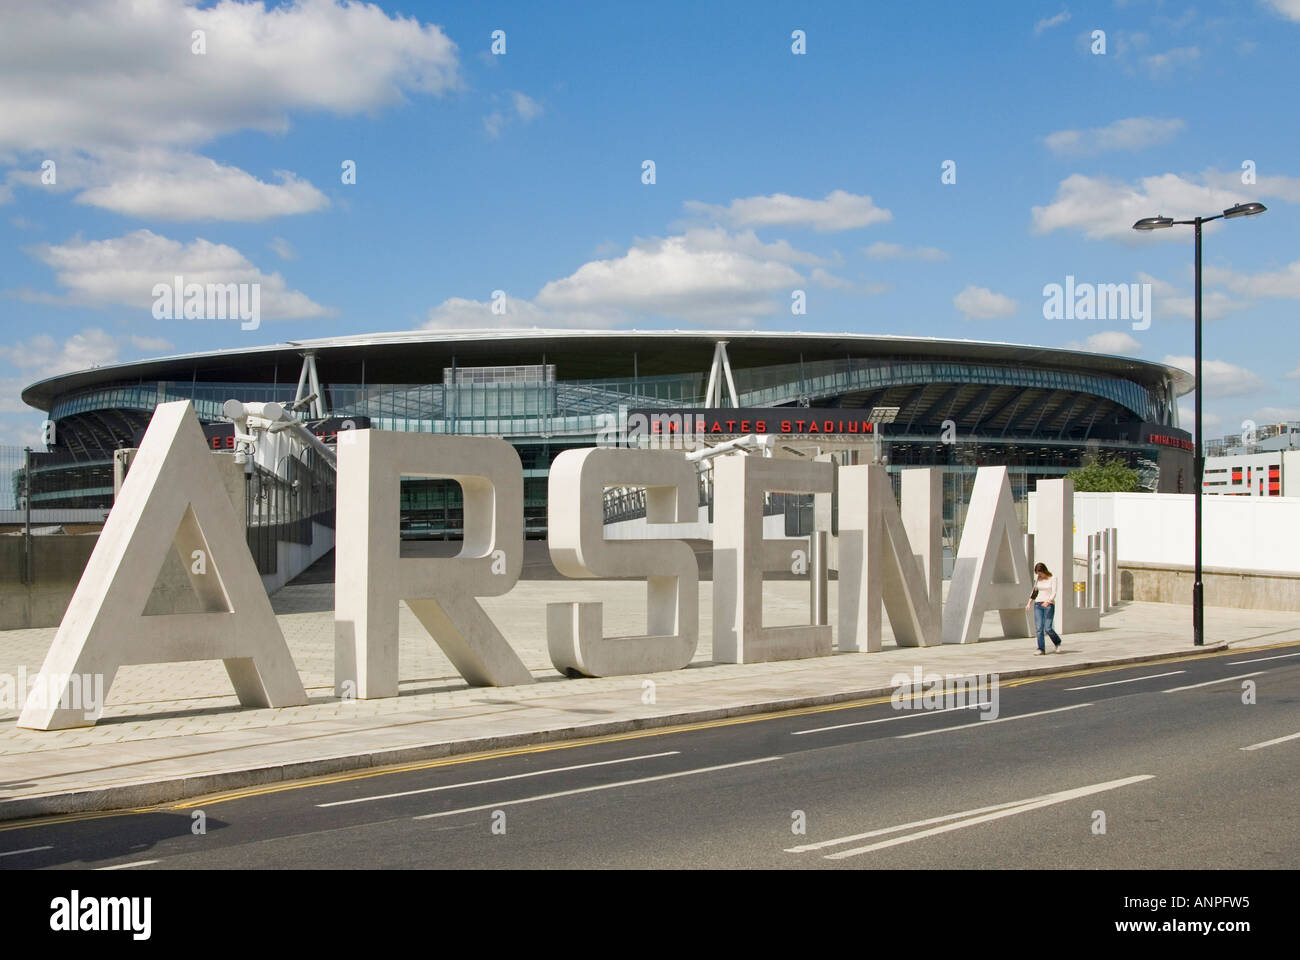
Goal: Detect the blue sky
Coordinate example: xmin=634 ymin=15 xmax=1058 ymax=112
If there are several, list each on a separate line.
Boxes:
xmin=1 ymin=0 xmax=1298 ymax=447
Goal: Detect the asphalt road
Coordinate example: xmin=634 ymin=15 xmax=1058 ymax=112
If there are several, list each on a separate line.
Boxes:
xmin=3 ymin=642 xmax=1297 ymax=870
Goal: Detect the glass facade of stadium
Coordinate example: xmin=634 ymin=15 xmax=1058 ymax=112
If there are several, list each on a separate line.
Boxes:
xmin=16 ymin=332 xmax=1193 ymax=545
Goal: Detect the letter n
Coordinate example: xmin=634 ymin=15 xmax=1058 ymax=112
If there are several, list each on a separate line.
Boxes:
xmin=838 ymin=466 xmax=942 ymax=651
xmin=942 ymin=466 xmax=1033 ymax=644
xmin=17 ymin=401 xmax=307 ymax=729
xmin=333 ymin=430 xmax=531 ymax=698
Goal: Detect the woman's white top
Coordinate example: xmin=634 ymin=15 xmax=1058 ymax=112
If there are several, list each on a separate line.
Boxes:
xmin=1035 ymin=575 xmax=1057 ymax=604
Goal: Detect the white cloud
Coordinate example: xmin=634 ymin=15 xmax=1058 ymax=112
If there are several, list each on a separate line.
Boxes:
xmin=25 ymin=229 xmax=330 ymax=320
xmin=1064 ymin=331 xmax=1143 ymax=355
xmin=1034 ymin=10 xmax=1071 ymax=35
xmin=424 ymin=296 xmax=569 ymax=330
xmin=953 ymin=285 xmax=1018 ymax=320
xmin=1205 ymin=260 xmax=1300 ymax=299
xmin=1285 ymin=362 xmax=1300 ymax=381
xmin=1163 ymin=355 xmax=1266 ymax=398
xmin=1136 ymin=271 xmax=1248 ymax=322
xmin=0 ymin=328 xmax=120 ymax=382
xmin=73 ymin=151 xmax=329 ymax=221
xmin=684 ymin=190 xmax=892 ymax=232
xmin=1031 ymin=171 xmax=1283 ymax=242
xmin=1252 ymin=406 xmax=1300 ymax=423
xmin=535 ymin=232 xmax=803 ymax=322
xmin=1201 ymin=168 xmax=1300 ymax=203
xmin=1263 ymin=1 xmax=1300 ymax=22
xmin=678 ymin=226 xmax=828 ymax=267
xmin=863 ymin=241 xmax=948 ymax=261
xmin=270 ymin=237 xmax=297 ymax=261
xmin=0 ymin=328 xmax=171 ymax=427
xmin=1145 ymin=46 xmax=1200 ymax=73
xmin=427 ymin=228 xmax=827 ymax=327
xmin=129 ymin=334 xmax=174 ymax=353
xmin=1178 ymin=404 xmax=1222 ymax=433
xmin=810 ymin=267 xmax=854 ymax=290
xmin=0 ymin=0 xmax=455 ymax=222
xmin=0 ymin=0 xmax=460 ymax=154
xmin=483 ymin=90 xmax=543 ymax=138
xmin=1042 ymin=116 xmax=1184 ymax=156
xmin=512 ymin=91 xmax=542 ymax=122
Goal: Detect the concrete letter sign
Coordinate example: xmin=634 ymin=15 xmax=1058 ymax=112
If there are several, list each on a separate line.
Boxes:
xmin=334 ymin=430 xmax=530 ymax=698
xmin=712 ymin=454 xmax=833 ymax=663
xmin=546 ymin=448 xmax=699 ymax=677
xmin=942 ymin=466 xmax=1034 ymax=645
xmin=838 ymin=466 xmax=942 ymax=651
xmin=18 ymin=401 xmax=307 ymax=730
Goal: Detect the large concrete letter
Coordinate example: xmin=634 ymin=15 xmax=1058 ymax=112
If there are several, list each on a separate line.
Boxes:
xmin=712 ymin=455 xmax=833 ymax=663
xmin=942 ymin=466 xmax=1033 ymax=644
xmin=838 ymin=466 xmax=942 ymax=651
xmin=18 ymin=401 xmax=307 ymax=730
xmin=546 ymin=448 xmax=699 ymax=677
xmin=334 ymin=430 xmax=530 ymax=698
xmin=1034 ymin=478 xmax=1099 ymax=633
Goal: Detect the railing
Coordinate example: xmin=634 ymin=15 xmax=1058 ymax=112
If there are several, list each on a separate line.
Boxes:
xmin=244 ymin=446 xmax=336 ymax=576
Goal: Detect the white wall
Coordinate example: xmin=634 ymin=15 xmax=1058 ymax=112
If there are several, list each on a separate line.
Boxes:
xmin=1044 ymin=491 xmax=1300 ymax=574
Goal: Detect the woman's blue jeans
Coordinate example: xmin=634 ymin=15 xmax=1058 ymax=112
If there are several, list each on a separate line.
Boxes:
xmin=1034 ymin=603 xmax=1062 ymax=651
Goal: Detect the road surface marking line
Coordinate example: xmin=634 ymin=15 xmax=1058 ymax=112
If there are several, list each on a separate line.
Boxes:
xmin=793 ymin=703 xmax=983 ymax=735
xmin=413 ymin=756 xmax=783 ymax=820
xmin=1227 ymin=652 xmax=1300 ymax=666
xmin=1163 ymin=672 xmax=1263 ymax=693
xmin=146 ymin=641 xmax=1300 ymax=811
xmin=822 ymin=776 xmax=1155 ymax=860
xmin=894 ymin=703 xmax=1093 ymax=739
xmin=9 ymin=642 xmax=1291 ymax=831
xmin=787 ymin=798 xmax=1038 ymax=853
xmin=317 ymin=751 xmax=681 ymax=807
xmin=1065 ymin=671 xmax=1184 ymax=691
xmin=95 ymin=860 xmax=159 ymax=870
xmin=1241 ymin=731 xmax=1300 ymax=751
xmin=0 ymin=845 xmax=52 ymax=858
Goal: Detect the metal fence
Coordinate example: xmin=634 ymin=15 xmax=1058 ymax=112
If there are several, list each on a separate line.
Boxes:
xmin=244 ymin=447 xmax=336 ymax=576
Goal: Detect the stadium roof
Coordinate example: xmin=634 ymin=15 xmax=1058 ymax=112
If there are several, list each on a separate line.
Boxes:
xmin=21 ymin=329 xmax=1195 ymax=411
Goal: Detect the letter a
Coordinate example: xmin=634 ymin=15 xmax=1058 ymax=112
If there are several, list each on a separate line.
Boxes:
xmin=942 ymin=466 xmax=1033 ymax=644
xmin=18 ymin=401 xmax=307 ymax=729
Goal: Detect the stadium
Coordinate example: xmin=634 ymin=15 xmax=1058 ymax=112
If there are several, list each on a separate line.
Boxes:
xmin=18 ymin=329 xmax=1194 ymax=560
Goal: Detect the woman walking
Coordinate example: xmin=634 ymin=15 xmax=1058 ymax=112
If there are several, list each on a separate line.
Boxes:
xmin=1026 ymin=562 xmax=1063 ymax=655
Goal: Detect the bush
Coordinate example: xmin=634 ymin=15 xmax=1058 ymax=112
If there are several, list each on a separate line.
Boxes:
xmin=1067 ymin=455 xmax=1140 ymax=492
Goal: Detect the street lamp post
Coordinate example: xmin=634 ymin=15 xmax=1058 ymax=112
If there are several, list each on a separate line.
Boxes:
xmin=1132 ymin=201 xmax=1267 ymax=646
xmin=868 ymin=405 xmax=900 ymax=466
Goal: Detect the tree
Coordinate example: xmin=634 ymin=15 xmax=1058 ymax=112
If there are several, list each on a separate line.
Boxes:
xmin=1067 ymin=455 xmax=1140 ymax=493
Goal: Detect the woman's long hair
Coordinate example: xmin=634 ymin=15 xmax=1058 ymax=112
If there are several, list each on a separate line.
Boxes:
xmin=1034 ymin=562 xmax=1052 ymax=578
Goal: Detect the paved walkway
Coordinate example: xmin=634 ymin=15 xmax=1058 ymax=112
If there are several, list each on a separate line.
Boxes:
xmin=1 ymin=580 xmax=1297 ymax=819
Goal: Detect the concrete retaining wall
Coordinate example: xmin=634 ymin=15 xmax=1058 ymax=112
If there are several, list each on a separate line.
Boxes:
xmin=1073 ymin=557 xmax=1300 ymax=612
xmin=0 ymin=534 xmax=100 ymax=631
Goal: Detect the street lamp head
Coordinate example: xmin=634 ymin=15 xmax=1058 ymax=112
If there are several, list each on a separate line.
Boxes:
xmin=1222 ymin=201 xmax=1267 ymax=219
xmin=1132 ymin=216 xmax=1175 ymax=231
